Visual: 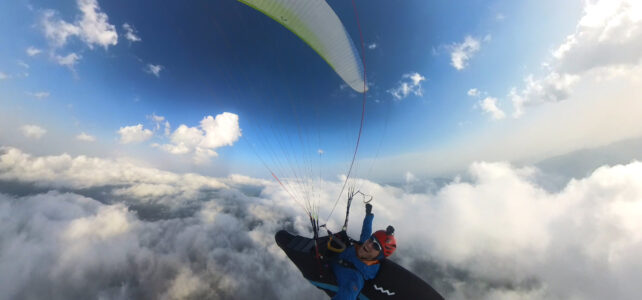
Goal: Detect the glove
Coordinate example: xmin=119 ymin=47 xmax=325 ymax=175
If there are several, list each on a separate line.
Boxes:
xmin=365 ymin=203 xmax=372 ymax=215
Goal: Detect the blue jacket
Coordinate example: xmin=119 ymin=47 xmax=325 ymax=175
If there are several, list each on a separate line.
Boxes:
xmin=330 ymin=213 xmax=380 ymax=300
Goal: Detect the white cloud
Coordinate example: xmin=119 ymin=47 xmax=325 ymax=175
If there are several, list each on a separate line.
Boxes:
xmin=20 ymin=125 xmax=47 ymax=139
xmin=510 ymin=72 xmax=580 ymax=118
xmin=510 ymin=0 xmax=642 ymax=116
xmin=118 ymin=124 xmax=153 ymax=144
xmin=26 ymin=46 xmax=42 ymax=56
xmin=17 ymin=61 xmax=29 ymax=69
xmin=156 ymin=142 xmax=191 ymax=155
xmin=40 ymin=0 xmax=117 ymax=49
xmin=388 ymin=72 xmax=426 ymax=100
xmin=145 ymin=64 xmax=163 ymax=77
xmin=450 ymin=36 xmax=482 ymax=70
xmin=54 ymin=53 xmax=82 ymax=69
xmin=34 ymin=92 xmax=50 ymax=99
xmin=122 ymin=23 xmax=141 ymax=42
xmin=150 ymin=114 xmax=164 ymax=122
xmin=199 ymin=113 xmax=242 ymax=149
xmin=368 ymin=43 xmax=377 ymax=50
xmin=41 ymin=10 xmax=80 ymax=48
xmin=193 ymin=147 xmax=218 ymax=164
xmin=554 ymin=0 xmax=642 ymax=74
xmin=169 ymin=125 xmax=203 ymax=148
xmin=164 ymin=121 xmax=171 ymax=136
xmin=404 ymin=171 xmax=417 ymax=183
xmin=147 ymin=113 xmax=165 ymax=131
xmin=27 ymin=92 xmax=50 ymax=99
xmin=158 ymin=113 xmax=242 ymax=163
xmin=0 ymin=72 xmax=8 ymax=80
xmin=496 ymin=13 xmax=506 ymax=21
xmin=76 ymin=132 xmax=96 ymax=142
xmin=479 ymin=97 xmax=506 ymax=120
xmin=76 ymin=0 xmax=118 ymax=49
xmin=467 ymin=89 xmax=506 ymax=119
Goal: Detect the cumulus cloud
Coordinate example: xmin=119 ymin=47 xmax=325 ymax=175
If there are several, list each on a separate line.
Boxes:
xmin=199 ymin=113 xmax=242 ymax=148
xmin=388 ymin=72 xmax=427 ymax=100
xmin=41 ymin=10 xmax=80 ymax=48
xmin=553 ymin=0 xmax=642 ymax=74
xmin=466 ymin=89 xmax=506 ymax=119
xmin=368 ymin=43 xmax=377 ymax=50
xmin=510 ymin=0 xmax=642 ymax=116
xmin=76 ymin=0 xmax=118 ymax=48
xmin=479 ymin=97 xmax=506 ymax=120
xmin=145 ymin=64 xmax=163 ymax=77
xmin=41 ymin=0 xmax=118 ymax=49
xmin=450 ymin=36 xmax=482 ymax=70
xmin=118 ymin=124 xmax=153 ymax=144
xmin=157 ymin=113 xmax=242 ymax=163
xmin=510 ymin=73 xmax=579 ymax=117
xmin=26 ymin=46 xmax=42 ymax=56
xmin=122 ymin=23 xmax=141 ymax=42
xmin=76 ymin=132 xmax=96 ymax=142
xmin=1 ymin=147 xmax=642 ymax=299
xmin=20 ymin=125 xmax=47 ymax=139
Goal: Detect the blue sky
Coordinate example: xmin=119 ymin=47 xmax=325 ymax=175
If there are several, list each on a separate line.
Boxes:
xmin=1 ymin=0 xmax=640 ymax=181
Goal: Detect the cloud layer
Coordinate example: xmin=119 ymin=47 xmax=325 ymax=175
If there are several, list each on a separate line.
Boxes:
xmin=1 ymin=147 xmax=642 ymax=299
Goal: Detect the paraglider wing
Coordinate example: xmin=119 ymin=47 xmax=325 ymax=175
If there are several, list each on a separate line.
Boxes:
xmin=238 ymin=0 xmax=367 ymax=93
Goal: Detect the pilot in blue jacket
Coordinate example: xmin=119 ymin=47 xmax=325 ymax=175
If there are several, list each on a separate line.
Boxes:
xmin=330 ymin=204 xmax=397 ymax=300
